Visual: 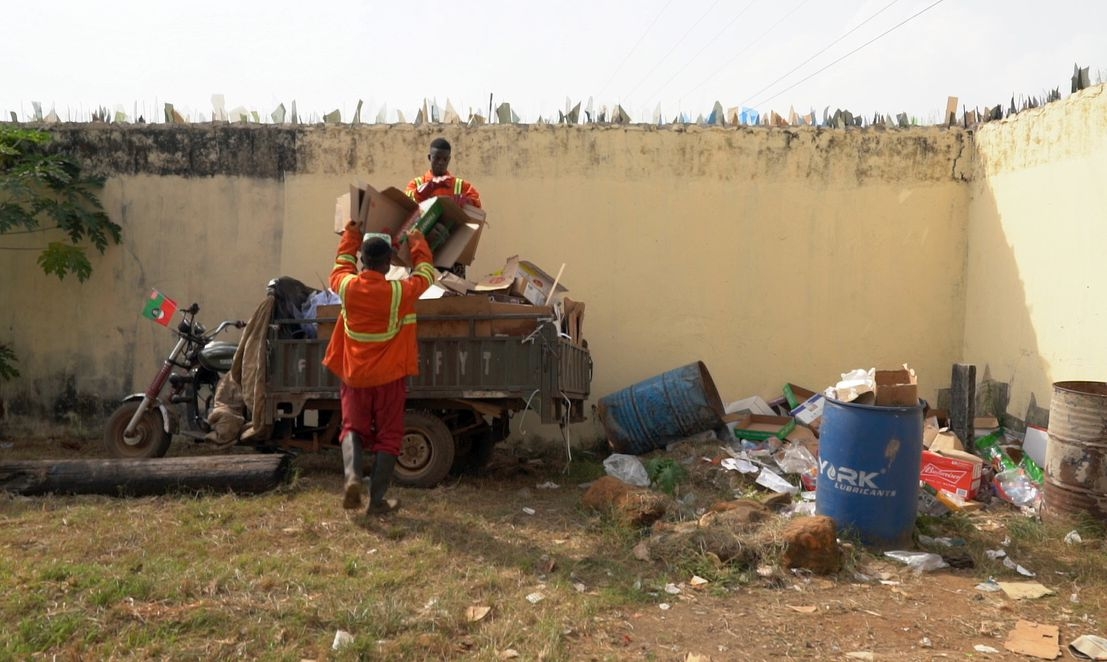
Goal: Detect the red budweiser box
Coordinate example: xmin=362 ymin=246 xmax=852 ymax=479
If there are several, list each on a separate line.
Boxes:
xmin=920 ymin=449 xmax=983 ymax=499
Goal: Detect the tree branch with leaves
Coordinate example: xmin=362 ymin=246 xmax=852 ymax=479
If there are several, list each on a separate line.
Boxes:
xmin=1 ymin=126 xmax=122 ymax=381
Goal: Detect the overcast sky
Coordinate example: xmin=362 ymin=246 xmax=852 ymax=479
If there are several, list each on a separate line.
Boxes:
xmin=2 ymin=0 xmax=1104 ymax=124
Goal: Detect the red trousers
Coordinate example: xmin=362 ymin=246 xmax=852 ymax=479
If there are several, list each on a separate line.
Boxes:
xmin=339 ymin=378 xmax=406 ymax=456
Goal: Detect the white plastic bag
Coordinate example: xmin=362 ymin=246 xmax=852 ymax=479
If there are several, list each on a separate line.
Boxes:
xmin=884 ymin=550 xmax=949 ymax=574
xmin=603 ymin=454 xmax=651 ymax=487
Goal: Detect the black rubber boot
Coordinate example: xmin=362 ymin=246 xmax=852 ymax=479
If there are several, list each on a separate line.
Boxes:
xmin=367 ymin=452 xmax=400 ymax=515
xmin=341 ymin=432 xmax=365 ymax=510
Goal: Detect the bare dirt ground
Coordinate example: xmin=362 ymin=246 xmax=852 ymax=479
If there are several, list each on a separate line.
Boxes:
xmin=2 ymin=434 xmax=1104 ymax=661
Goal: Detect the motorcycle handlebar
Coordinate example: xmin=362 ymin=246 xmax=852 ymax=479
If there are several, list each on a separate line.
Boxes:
xmin=211 ymin=320 xmax=247 ymax=336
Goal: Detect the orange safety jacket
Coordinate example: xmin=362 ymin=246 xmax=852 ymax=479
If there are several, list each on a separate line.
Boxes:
xmin=322 ymin=223 xmax=436 ymax=388
xmin=405 ymin=170 xmax=482 ymax=208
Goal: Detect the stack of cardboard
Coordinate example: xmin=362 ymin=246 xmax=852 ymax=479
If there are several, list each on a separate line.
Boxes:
xmin=333 ymin=183 xmax=585 ymax=344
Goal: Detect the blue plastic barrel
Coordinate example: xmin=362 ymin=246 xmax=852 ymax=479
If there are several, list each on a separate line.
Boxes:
xmin=815 ymin=398 xmax=923 ymax=548
xmin=598 ymin=361 xmax=725 ymax=455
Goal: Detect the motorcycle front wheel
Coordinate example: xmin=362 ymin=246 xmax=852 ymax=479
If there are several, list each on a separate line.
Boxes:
xmin=103 ymin=402 xmax=171 ymax=459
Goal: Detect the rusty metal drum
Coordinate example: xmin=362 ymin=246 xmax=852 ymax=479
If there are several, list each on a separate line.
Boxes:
xmin=1043 ymin=381 xmax=1107 ymax=522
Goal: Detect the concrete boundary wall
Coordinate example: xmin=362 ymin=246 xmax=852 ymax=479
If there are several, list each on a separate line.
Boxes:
xmin=963 ymin=85 xmax=1107 ymax=425
xmin=3 ymin=120 xmax=973 ymax=439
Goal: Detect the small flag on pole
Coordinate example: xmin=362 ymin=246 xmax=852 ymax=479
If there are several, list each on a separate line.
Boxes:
xmin=142 ymin=289 xmax=178 ymax=326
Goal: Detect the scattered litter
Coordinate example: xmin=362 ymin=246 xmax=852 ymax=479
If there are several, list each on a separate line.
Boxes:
xmin=522 ymin=507 xmax=536 ymax=516
xmin=787 ymin=605 xmax=818 ymax=614
xmin=845 ymin=652 xmax=874 ymax=661
xmin=659 ymin=603 xmax=671 ymax=611
xmin=974 ymin=644 xmax=1000 ymax=654
xmin=466 ymin=605 xmax=491 ymax=622
xmin=536 ymin=481 xmax=559 ymax=489
xmin=632 ymin=540 xmax=651 ymax=561
xmin=879 ymin=580 xmax=901 ymax=586
xmin=998 ymin=582 xmax=1055 ymax=600
xmin=332 ymin=630 xmax=354 ymax=650
xmin=664 ymin=583 xmax=682 ymax=595
xmin=919 ymin=637 xmax=933 ymax=648
xmin=572 ymin=582 xmax=586 ymax=593
xmin=986 ymin=549 xmax=1007 ymax=560
xmin=0 ymin=442 xmax=13 ymax=449
xmin=500 ymin=649 xmax=520 ymax=659
xmin=1003 ymin=557 xmax=1036 ymax=576
xmin=690 ymin=575 xmax=709 ymax=587
xmin=603 ymin=453 xmax=650 ymax=487
xmin=1003 ymin=619 xmax=1059 ymax=659
xmin=976 ymin=578 xmax=1002 ymax=592
xmin=755 ymin=466 xmax=799 ymax=495
xmin=1069 ymin=634 xmax=1107 ymax=660
xmin=526 ymin=592 xmax=544 ymax=604
xmin=790 ymin=501 xmax=816 ymax=517
xmin=756 ymin=565 xmax=775 ymax=577
xmin=1065 ymin=530 xmax=1084 ymax=545
xmin=884 ymin=550 xmax=949 ymax=574
xmin=720 ymin=456 xmax=759 ymax=474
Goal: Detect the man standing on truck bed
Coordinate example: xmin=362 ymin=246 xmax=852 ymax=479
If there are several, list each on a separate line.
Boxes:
xmin=323 ymin=220 xmax=436 ymax=515
xmin=405 ymin=137 xmax=482 ymax=209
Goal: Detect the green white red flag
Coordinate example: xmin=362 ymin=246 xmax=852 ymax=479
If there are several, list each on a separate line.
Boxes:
xmin=141 ymin=289 xmax=178 ymax=326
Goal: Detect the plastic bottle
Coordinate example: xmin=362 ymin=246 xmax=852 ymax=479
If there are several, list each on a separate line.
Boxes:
xmin=1019 ymin=455 xmax=1045 ymax=485
xmin=994 ymin=467 xmax=1040 ymax=507
xmin=975 ymin=430 xmax=1017 ymax=472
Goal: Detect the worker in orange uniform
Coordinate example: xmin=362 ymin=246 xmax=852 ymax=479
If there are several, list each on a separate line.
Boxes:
xmin=323 ymin=221 xmax=436 ymax=515
xmin=405 ymin=137 xmax=482 ymax=209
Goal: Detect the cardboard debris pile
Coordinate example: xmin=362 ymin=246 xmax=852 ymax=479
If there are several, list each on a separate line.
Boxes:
xmin=332 ymin=183 xmax=585 ymax=344
xmin=655 ymin=363 xmax=1043 ymax=518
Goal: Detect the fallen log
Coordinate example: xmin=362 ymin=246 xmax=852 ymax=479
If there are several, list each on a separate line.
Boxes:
xmin=0 ymin=454 xmax=292 ymax=497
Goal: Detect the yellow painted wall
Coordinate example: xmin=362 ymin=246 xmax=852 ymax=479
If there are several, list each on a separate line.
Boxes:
xmin=0 ymin=123 xmax=970 ymax=438
xmin=964 ymin=86 xmax=1107 ymax=421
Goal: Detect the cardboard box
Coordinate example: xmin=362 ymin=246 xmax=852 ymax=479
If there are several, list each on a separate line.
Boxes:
xmin=414 ymin=296 xmax=554 ymax=338
xmin=875 ymin=366 xmax=918 ymax=406
xmin=920 ymin=449 xmax=983 ymax=499
xmin=789 ymin=392 xmax=825 ymax=427
xmin=783 ymin=383 xmax=818 ymax=409
xmin=733 ymin=414 xmax=797 ymax=441
xmin=338 ymin=185 xmax=486 ymax=269
xmin=475 ymin=256 xmax=569 ymax=306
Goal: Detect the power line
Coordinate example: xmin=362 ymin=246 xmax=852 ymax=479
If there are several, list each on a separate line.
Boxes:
xmin=597 ymin=0 xmax=678 ymax=96
xmin=642 ymin=0 xmax=758 ymax=106
xmin=754 ymin=0 xmax=948 ymax=108
xmin=680 ymin=0 xmax=814 ymax=101
xmin=620 ymin=0 xmax=726 ymax=102
xmin=740 ymin=0 xmax=903 ymax=107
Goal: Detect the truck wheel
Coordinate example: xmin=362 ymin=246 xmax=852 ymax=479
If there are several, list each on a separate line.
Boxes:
xmin=103 ymin=402 xmax=171 ymax=459
xmin=395 ymin=411 xmax=455 ymax=487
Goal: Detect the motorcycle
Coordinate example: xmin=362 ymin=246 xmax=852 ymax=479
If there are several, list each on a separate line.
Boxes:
xmin=104 ymin=303 xmax=245 ymax=458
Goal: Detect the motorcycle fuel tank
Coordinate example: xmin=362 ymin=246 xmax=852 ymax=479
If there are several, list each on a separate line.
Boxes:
xmin=199 ymin=341 xmax=237 ymax=372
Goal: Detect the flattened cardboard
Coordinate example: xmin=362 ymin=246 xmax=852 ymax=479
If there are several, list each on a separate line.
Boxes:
xmin=474 ymin=256 xmax=569 ymax=306
xmin=1003 ymin=620 xmax=1059 ymax=659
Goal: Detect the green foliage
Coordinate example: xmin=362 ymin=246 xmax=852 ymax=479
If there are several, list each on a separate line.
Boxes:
xmin=0 ymin=343 xmax=17 ymax=380
xmin=0 ymin=126 xmax=120 ymax=281
xmin=1 ymin=127 xmax=120 ymax=381
xmin=644 ymin=457 xmax=687 ymax=495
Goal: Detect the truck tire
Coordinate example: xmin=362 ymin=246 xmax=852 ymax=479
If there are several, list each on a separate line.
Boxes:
xmin=103 ymin=401 xmax=171 ymax=459
xmin=395 ymin=411 xmax=455 ymax=487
